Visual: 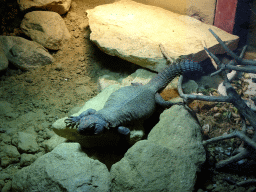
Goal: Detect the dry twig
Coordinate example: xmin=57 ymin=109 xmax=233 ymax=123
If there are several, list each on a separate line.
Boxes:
xmin=176 ymin=29 xmax=256 ymax=174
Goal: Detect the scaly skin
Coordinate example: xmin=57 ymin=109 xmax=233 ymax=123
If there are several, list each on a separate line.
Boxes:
xmin=65 ymin=60 xmax=203 ymax=135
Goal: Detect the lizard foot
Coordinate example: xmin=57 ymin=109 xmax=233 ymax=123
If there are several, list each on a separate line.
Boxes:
xmin=78 ymin=114 xmax=108 ymax=135
xmin=64 ymin=116 xmax=80 ymax=127
xmin=64 ymin=109 xmax=97 ymax=128
xmin=117 ymin=126 xmax=130 ymax=135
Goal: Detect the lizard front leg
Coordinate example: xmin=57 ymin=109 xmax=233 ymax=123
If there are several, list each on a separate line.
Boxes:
xmin=64 ymin=108 xmax=96 ymax=127
xmin=117 ymin=126 xmax=130 ymax=135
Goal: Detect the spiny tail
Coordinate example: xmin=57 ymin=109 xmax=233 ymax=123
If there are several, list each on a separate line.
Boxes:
xmin=146 ymin=60 xmax=203 ymax=91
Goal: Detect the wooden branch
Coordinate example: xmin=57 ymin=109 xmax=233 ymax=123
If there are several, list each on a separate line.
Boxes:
xmin=216 ymin=148 xmax=248 ymax=169
xmin=203 ymin=131 xmax=256 ymax=150
xmin=225 ymin=65 xmax=256 ymax=73
xmin=202 ymin=40 xmax=218 ymax=69
xmin=177 ymin=75 xmax=231 ymax=102
xmin=208 ymin=29 xmax=256 ymax=66
xmin=224 ymin=81 xmax=256 ymax=132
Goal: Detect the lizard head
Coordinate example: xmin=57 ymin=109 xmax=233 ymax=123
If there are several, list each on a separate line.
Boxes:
xmin=77 ymin=114 xmax=108 ymax=135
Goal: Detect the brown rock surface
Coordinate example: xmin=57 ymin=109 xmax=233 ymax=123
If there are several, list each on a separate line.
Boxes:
xmin=17 ymin=0 xmax=71 ymax=15
xmin=87 ymin=0 xmax=239 ymax=72
xmin=21 ymin=11 xmax=71 ymax=50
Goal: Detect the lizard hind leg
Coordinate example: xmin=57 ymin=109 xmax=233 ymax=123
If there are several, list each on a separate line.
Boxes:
xmin=155 ymin=93 xmax=183 ymax=108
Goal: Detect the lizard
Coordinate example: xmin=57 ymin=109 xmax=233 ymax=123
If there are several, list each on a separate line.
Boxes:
xmin=64 ymin=57 xmax=204 ymax=136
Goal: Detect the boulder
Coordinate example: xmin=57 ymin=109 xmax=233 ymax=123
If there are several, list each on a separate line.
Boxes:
xmin=21 ymin=11 xmax=71 ymax=50
xmin=148 ymin=105 xmax=206 ymax=166
xmin=20 ymin=153 xmax=38 ymax=166
xmin=87 ymin=0 xmax=239 ymax=72
xmin=110 ymin=105 xmax=205 ymax=192
xmin=0 ymin=36 xmax=53 ymax=70
xmin=12 ymin=143 xmax=111 ymax=192
xmin=0 ymin=47 xmax=8 ymax=71
xmin=0 ymin=145 xmax=21 ymax=167
xmin=17 ymin=0 xmax=72 ymax=15
xmin=12 ymin=132 xmax=40 ymax=153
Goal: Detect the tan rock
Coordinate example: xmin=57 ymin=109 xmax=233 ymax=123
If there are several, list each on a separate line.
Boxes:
xmin=0 ymin=36 xmax=54 ymax=70
xmin=21 ymin=11 xmax=71 ymax=50
xmin=87 ymin=0 xmax=239 ymax=72
xmin=17 ymin=0 xmax=71 ymax=15
xmin=0 ymin=47 xmax=8 ymax=71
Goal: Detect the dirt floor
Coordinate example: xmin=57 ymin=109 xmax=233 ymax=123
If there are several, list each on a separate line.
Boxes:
xmin=0 ymin=0 xmax=256 ymax=191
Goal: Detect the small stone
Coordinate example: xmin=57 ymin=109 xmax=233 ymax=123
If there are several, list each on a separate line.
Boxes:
xmin=71 ymin=1 xmax=77 ymax=8
xmin=79 ymin=21 xmax=89 ymax=30
xmin=73 ymin=31 xmax=80 ymax=38
xmin=25 ymin=78 xmax=33 ymax=83
xmin=215 ymin=146 xmax=224 ymax=153
xmin=202 ymin=124 xmax=210 ymax=135
xmin=78 ymin=56 xmax=85 ymax=61
xmin=55 ymin=63 xmax=63 ymax=71
xmin=232 ymin=112 xmax=240 ymax=118
xmin=17 ymin=0 xmax=72 ymax=15
xmin=213 ymin=106 xmax=219 ymax=111
xmin=69 ymin=12 xmax=77 ymax=21
xmin=65 ymin=99 xmax=71 ymax=105
xmin=243 ymin=73 xmax=250 ymax=79
xmin=213 ymin=112 xmax=221 ymax=118
xmin=206 ymin=184 xmax=214 ymax=190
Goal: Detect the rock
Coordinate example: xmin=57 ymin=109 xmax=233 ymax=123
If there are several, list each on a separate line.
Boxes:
xmin=17 ymin=0 xmax=72 ymax=15
xmin=13 ymin=132 xmax=40 ymax=153
xmin=0 ymin=180 xmax=5 ymax=191
xmin=110 ymin=106 xmax=205 ymax=192
xmin=21 ymin=11 xmax=71 ymax=50
xmin=2 ymin=180 xmax=12 ymax=192
xmin=148 ymin=105 xmax=206 ymax=167
xmin=11 ymin=143 xmax=111 ymax=192
xmin=0 ymin=36 xmax=53 ymax=70
xmin=197 ymin=74 xmax=224 ymax=90
xmin=182 ymin=79 xmax=199 ymax=94
xmin=0 ymin=172 xmax=11 ymax=180
xmin=110 ymin=105 xmax=205 ymax=192
xmin=20 ymin=153 xmax=38 ymax=166
xmin=0 ymin=145 xmax=20 ymax=167
xmin=99 ymin=68 xmax=179 ymax=92
xmin=87 ymin=0 xmax=239 ymax=72
xmin=17 ymin=110 xmax=47 ymax=123
xmin=0 ymin=101 xmax=13 ymax=116
xmin=0 ymin=47 xmax=8 ymax=71
xmin=0 ymin=134 xmax=12 ymax=144
xmin=98 ymin=75 xmax=121 ymax=91
xmin=42 ymin=134 xmax=67 ymax=152
xmin=110 ymin=141 xmax=201 ymax=192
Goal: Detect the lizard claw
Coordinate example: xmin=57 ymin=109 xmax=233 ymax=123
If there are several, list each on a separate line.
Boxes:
xmin=64 ymin=116 xmax=80 ymax=127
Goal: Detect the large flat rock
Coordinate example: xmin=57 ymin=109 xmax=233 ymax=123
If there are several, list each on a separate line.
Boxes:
xmin=87 ymin=0 xmax=239 ymax=72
